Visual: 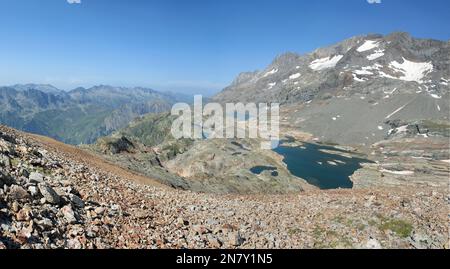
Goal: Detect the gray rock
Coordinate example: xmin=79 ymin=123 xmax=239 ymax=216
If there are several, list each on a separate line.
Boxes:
xmin=8 ymin=185 xmax=30 ymax=200
xmin=66 ymin=238 xmax=82 ymax=249
xmin=409 ymin=232 xmax=432 ymax=249
xmin=20 ymin=168 xmax=30 ymax=178
xmin=38 ymin=184 xmax=61 ymax=205
xmin=0 ymin=170 xmax=16 ymax=187
xmin=28 ymin=186 xmax=39 ymax=197
xmin=61 ymin=205 xmax=77 ymax=224
xmin=29 ymin=172 xmax=44 ymax=183
xmin=365 ymin=238 xmax=382 ymax=249
xmin=69 ymin=194 xmax=85 ymax=208
xmin=35 ymin=218 xmax=53 ymax=230
xmin=0 ymin=154 xmax=11 ymax=168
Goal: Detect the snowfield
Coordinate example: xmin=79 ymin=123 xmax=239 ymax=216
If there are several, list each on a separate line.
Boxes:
xmin=263 ymin=68 xmax=278 ymax=77
xmin=309 ymin=55 xmax=344 ymax=71
xmin=430 ymin=94 xmax=442 ymax=99
xmin=380 ymin=169 xmax=415 ymax=176
xmin=289 ymin=73 xmax=301 ymax=80
xmin=357 ymin=40 xmax=380 ymax=52
xmin=352 ymin=74 xmax=367 ymax=82
xmin=354 ymin=69 xmax=374 ymax=75
xmin=267 ymin=82 xmax=277 ymax=89
xmin=367 ymin=49 xmax=385 ymax=60
xmin=389 ymin=58 xmax=433 ymax=83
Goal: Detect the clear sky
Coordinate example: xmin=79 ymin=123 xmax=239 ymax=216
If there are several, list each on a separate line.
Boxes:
xmin=0 ymin=0 xmax=449 ymax=95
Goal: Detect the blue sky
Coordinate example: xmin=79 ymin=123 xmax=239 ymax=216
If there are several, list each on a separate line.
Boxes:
xmin=0 ymin=0 xmax=449 ymax=95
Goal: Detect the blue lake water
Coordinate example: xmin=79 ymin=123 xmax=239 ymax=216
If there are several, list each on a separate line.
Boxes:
xmin=273 ymin=142 xmax=373 ymax=189
xmin=250 ymin=166 xmax=279 ymax=177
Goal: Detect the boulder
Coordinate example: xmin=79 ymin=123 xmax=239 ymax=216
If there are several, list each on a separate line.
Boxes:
xmin=69 ymin=194 xmax=85 ymax=208
xmin=38 ymin=184 xmax=61 ymax=205
xmin=0 ymin=170 xmax=16 ymax=187
xmin=8 ymin=185 xmax=30 ymax=200
xmin=61 ymin=205 xmax=78 ymax=224
xmin=0 ymin=154 xmax=11 ymax=168
xmin=29 ymin=172 xmax=44 ymax=184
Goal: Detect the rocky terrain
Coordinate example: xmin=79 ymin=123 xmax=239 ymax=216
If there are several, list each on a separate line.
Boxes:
xmin=1 ymin=125 xmax=448 ymax=249
xmin=86 ymin=113 xmax=312 ymax=194
xmin=1 ymin=32 xmax=449 ymax=249
xmin=215 ymin=32 xmax=449 ymax=145
xmin=78 ymin=32 xmax=450 ymax=196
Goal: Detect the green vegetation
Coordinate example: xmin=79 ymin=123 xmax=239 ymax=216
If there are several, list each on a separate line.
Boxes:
xmin=378 ymin=217 xmax=413 ymax=238
xmin=117 ymin=112 xmax=176 ymax=146
xmin=421 ymin=120 xmax=450 ymax=137
xmin=312 ymin=226 xmax=353 ymax=249
xmin=287 ymin=227 xmax=302 ymax=236
xmin=10 ymin=158 xmax=20 ymax=167
xmin=29 ymin=105 xmax=113 ymax=145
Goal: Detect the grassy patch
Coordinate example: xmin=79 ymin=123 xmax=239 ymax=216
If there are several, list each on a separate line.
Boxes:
xmin=378 ymin=218 xmax=413 ymax=238
xmin=287 ymin=227 xmax=301 ymax=236
xmin=332 ymin=215 xmax=345 ymax=223
xmin=10 ymin=158 xmax=20 ymax=167
xmin=312 ymin=226 xmax=352 ymax=249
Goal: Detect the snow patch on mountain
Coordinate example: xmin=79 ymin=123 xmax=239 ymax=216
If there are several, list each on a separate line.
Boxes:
xmin=357 ymin=40 xmax=380 ymax=52
xmin=352 ymin=74 xmax=367 ymax=82
xmin=380 ymin=169 xmax=414 ymax=176
xmin=309 ymin=55 xmax=343 ymax=71
xmin=386 ymin=104 xmax=408 ymax=119
xmin=379 ymin=71 xmax=398 ymax=80
xmin=388 ymin=58 xmax=433 ymax=83
xmin=267 ymin=82 xmax=277 ymax=89
xmin=367 ymin=49 xmax=385 ymax=60
xmin=263 ymin=68 xmax=278 ymax=77
xmin=430 ymin=94 xmax=442 ymax=99
xmin=289 ymin=73 xmax=301 ymax=80
xmin=354 ymin=69 xmax=374 ymax=75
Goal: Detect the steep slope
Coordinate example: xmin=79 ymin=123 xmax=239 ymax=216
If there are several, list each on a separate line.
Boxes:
xmin=214 ymin=32 xmax=450 ymax=145
xmin=1 ymin=125 xmax=448 ymax=249
xmin=0 ymin=84 xmax=182 ymax=145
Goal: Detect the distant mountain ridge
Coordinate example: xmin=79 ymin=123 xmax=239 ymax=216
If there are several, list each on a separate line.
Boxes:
xmin=0 ymin=84 xmax=187 ymax=144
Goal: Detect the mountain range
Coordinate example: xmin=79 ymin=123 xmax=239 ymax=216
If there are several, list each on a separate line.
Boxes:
xmin=1 ymin=32 xmax=449 ymax=249
xmin=214 ymin=32 xmax=449 ymax=145
xmin=0 ymin=84 xmax=190 ymax=144
xmin=78 ymin=32 xmax=450 ymax=195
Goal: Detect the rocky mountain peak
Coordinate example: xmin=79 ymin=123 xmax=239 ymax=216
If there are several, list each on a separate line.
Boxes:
xmin=230 ymin=71 xmax=259 ymax=87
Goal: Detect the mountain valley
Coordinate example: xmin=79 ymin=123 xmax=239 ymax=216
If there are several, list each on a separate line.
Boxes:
xmin=1 ymin=32 xmax=449 ymax=249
